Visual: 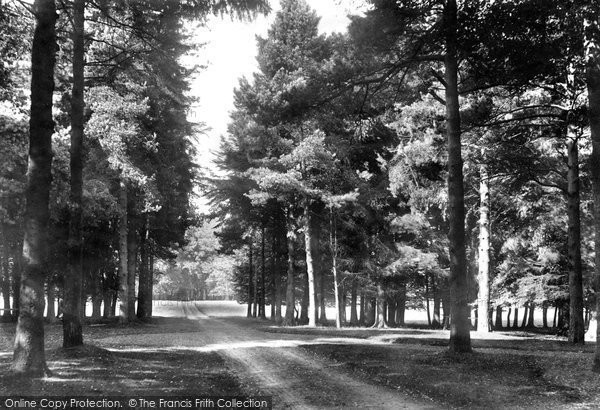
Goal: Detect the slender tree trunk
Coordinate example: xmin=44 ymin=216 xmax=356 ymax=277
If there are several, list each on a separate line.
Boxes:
xmin=425 ymin=272 xmax=431 ymax=327
xmin=506 ymin=307 xmax=512 ymax=328
xmin=477 ymin=166 xmax=491 ymax=333
xmin=46 ymin=284 xmax=56 ymax=323
xmin=283 ymin=214 xmax=295 ymax=325
xmin=513 ymin=307 xmax=519 ymax=328
xmin=117 ymin=181 xmax=128 ymax=322
xmin=137 ymin=217 xmax=151 ymax=319
xmin=303 ymin=202 xmax=317 ymax=327
xmin=350 ymin=280 xmax=358 ymax=326
xmin=126 ymin=217 xmax=138 ymax=322
xmin=13 ymin=0 xmax=57 ymax=376
xmin=102 ymin=286 xmax=112 ymax=318
xmin=395 ymin=284 xmax=406 ymax=327
xmin=330 ymin=210 xmax=341 ymax=328
xmin=444 ymin=0 xmax=471 ymax=353
xmin=542 ymin=304 xmax=548 ymax=328
xmin=527 ymin=302 xmax=535 ymax=328
xmin=247 ymin=244 xmax=252 ymax=318
xmin=1 ymin=234 xmax=11 ymax=318
xmin=521 ymin=304 xmax=528 ymax=328
xmin=11 ymin=235 xmax=22 ymax=320
xmin=566 ymin=137 xmax=585 ymax=343
xmin=11 ymin=243 xmax=20 ymax=319
xmin=259 ymin=226 xmax=266 ymax=319
xmin=359 ymin=292 xmax=365 ymax=326
xmin=495 ymin=306 xmax=503 ymax=329
xmin=62 ymin=0 xmax=85 ymax=349
xmin=373 ymin=282 xmax=387 ymax=329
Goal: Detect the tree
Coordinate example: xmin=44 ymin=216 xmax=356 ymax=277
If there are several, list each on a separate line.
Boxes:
xmin=584 ymin=3 xmax=600 ymax=372
xmin=13 ymin=0 xmax=57 ymax=376
xmin=63 ymin=0 xmax=85 ymax=347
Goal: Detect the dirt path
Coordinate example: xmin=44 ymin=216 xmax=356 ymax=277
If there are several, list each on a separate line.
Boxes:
xmin=178 ymin=302 xmax=436 ymax=409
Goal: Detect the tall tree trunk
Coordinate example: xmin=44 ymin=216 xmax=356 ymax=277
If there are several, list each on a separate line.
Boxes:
xmin=527 ymin=302 xmax=535 ymax=328
xmin=513 ymin=307 xmax=519 ymax=328
xmin=495 ymin=306 xmax=503 ymax=330
xmin=270 ymin=232 xmax=276 ymax=320
xmin=395 ymin=284 xmax=406 ymax=326
xmin=283 ymin=214 xmax=295 ymax=326
xmin=330 ymin=210 xmax=341 ymax=328
xmin=444 ymin=0 xmax=471 ymax=353
xmin=584 ymin=2 xmax=600 ymax=373
xmin=117 ymin=181 xmax=129 ymax=322
xmin=46 ymin=284 xmax=56 ymax=323
xmin=13 ymin=0 xmax=57 ymax=376
xmin=425 ymin=272 xmax=431 ymax=327
xmin=521 ymin=304 xmax=528 ymax=328
xmin=260 ymin=225 xmax=266 ymax=319
xmin=373 ymin=282 xmax=387 ymax=329
xmin=477 ymin=166 xmax=491 ymax=333
xmin=566 ymin=137 xmax=585 ymax=344
xmin=247 ymin=244 xmax=253 ymax=318
xmin=126 ymin=216 xmax=138 ymax=322
xmin=542 ymin=304 xmax=548 ymax=328
xmin=11 ymin=237 xmax=22 ymax=320
xmin=1 ymin=233 xmax=11 ymax=318
xmin=137 ymin=217 xmax=151 ymax=319
xmin=63 ymin=0 xmax=85 ymax=349
xmin=506 ymin=307 xmax=512 ymax=329
xmin=359 ymin=292 xmax=365 ymax=325
xmin=303 ymin=202 xmax=317 ymax=327
xmin=252 ymin=232 xmax=258 ymax=318
xmin=350 ymin=280 xmax=358 ymax=326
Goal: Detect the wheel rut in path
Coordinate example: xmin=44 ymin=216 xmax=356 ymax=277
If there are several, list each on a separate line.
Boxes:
xmin=183 ymin=302 xmax=437 ymax=409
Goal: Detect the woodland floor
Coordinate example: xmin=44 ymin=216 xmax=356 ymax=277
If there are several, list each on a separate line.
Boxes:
xmin=0 ymin=301 xmax=597 ymax=409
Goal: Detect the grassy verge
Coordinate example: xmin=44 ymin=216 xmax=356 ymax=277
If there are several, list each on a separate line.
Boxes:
xmin=0 ymin=318 xmax=256 ymax=396
xmin=300 ymin=342 xmax=600 ymax=409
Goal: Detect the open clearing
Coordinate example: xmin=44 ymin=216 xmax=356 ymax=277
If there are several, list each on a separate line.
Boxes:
xmin=0 ymin=301 xmax=598 ymax=409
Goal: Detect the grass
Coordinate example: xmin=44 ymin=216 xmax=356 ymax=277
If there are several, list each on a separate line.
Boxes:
xmin=0 ymin=318 xmax=257 ymax=397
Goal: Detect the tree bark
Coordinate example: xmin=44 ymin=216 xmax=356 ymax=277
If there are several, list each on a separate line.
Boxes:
xmin=247 ymin=244 xmax=253 ymax=318
xmin=46 ymin=284 xmax=56 ymax=323
xmin=1 ymin=233 xmax=11 ymax=318
xmin=283 ymin=213 xmax=295 ymax=325
xmin=527 ymin=302 xmax=535 ymax=328
xmin=542 ymin=304 xmax=548 ymax=328
xmin=372 ymin=282 xmax=388 ymax=329
xmin=260 ymin=225 xmax=266 ymax=319
xmin=521 ymin=304 xmax=528 ymax=328
xmin=350 ymin=280 xmax=358 ymax=326
xmin=126 ymin=215 xmax=138 ymax=322
xmin=62 ymin=0 xmax=85 ymax=349
xmin=136 ymin=217 xmax=151 ymax=319
xmin=359 ymin=292 xmax=365 ymax=325
xmin=13 ymin=0 xmax=57 ymax=376
xmin=425 ymin=272 xmax=431 ymax=327
xmin=330 ymin=210 xmax=341 ymax=328
xmin=513 ymin=307 xmax=519 ymax=328
xmin=444 ymin=0 xmax=471 ymax=353
xmin=506 ymin=307 xmax=511 ymax=329
xmin=584 ymin=2 xmax=600 ymax=373
xmin=395 ymin=284 xmax=406 ymax=326
xmin=303 ymin=202 xmax=317 ymax=327
xmin=566 ymin=137 xmax=585 ymax=344
xmin=495 ymin=306 xmax=503 ymax=329
xmin=477 ymin=166 xmax=491 ymax=333
xmin=117 ymin=180 xmax=128 ymax=322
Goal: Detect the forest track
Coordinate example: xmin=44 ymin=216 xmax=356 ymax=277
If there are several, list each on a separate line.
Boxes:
xmin=181 ymin=301 xmax=437 ymax=409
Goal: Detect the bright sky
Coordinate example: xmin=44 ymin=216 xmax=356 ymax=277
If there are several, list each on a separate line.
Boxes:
xmin=186 ymin=0 xmax=364 ymax=171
